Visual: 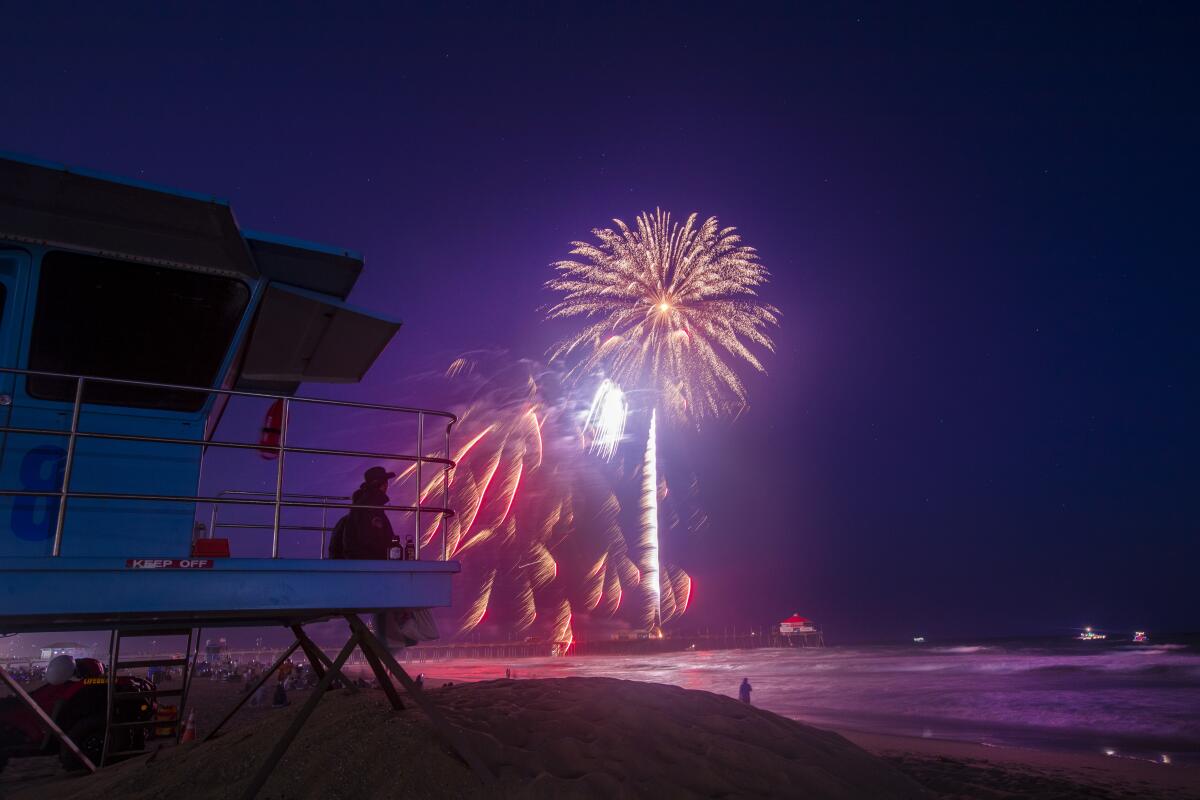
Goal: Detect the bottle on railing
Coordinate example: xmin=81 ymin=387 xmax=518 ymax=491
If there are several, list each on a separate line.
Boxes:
xmin=389 ymin=535 xmax=403 ymax=561
xmin=405 ymin=535 xmax=415 ymax=561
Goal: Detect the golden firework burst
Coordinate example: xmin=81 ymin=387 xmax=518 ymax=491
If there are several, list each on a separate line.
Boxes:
xmin=546 ymin=209 xmax=778 ymax=422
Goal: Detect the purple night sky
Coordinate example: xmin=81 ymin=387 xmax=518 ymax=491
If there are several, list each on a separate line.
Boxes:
xmin=3 ymin=3 xmax=1197 ymax=640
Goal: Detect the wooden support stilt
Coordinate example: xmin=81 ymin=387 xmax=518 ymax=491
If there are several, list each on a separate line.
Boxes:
xmin=345 ymin=614 xmax=497 ymax=789
xmin=204 ymin=639 xmax=301 ymax=743
xmin=290 ymin=624 xmax=326 ymax=680
xmin=0 ymin=663 xmax=97 ymax=774
xmin=292 ymin=624 xmax=357 ymax=693
xmin=345 ymin=616 xmax=404 ymax=711
xmin=238 ymin=631 xmax=360 ymax=800
xmin=177 ymin=627 xmax=203 ymax=743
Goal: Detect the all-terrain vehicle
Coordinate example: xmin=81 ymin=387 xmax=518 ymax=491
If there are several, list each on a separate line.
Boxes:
xmin=0 ymin=657 xmax=157 ymax=772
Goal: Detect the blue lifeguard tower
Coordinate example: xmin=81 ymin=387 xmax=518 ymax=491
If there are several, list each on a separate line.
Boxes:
xmin=0 ymin=155 xmax=488 ymax=793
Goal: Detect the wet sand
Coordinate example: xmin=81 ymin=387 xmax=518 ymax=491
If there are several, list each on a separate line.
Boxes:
xmin=839 ymin=729 xmax=1200 ymax=800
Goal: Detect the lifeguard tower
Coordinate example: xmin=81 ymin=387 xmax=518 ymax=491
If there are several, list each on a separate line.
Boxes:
xmin=0 ymin=155 xmax=491 ymax=794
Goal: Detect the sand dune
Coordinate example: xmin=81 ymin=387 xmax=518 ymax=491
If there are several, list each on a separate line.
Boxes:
xmin=9 ymin=677 xmax=928 ymax=799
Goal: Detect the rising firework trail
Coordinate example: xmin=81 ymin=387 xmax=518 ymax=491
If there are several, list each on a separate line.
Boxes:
xmin=640 ymin=409 xmax=661 ymax=631
xmin=547 ymin=210 xmax=778 ymax=629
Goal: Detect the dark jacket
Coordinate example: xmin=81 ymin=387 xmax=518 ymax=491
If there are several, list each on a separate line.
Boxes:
xmin=336 ymin=483 xmax=394 ymax=559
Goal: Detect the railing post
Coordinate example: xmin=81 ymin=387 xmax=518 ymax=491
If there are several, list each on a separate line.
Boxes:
xmin=320 ymin=497 xmax=329 ymax=559
xmin=51 ymin=377 xmax=85 ymax=557
xmin=271 ymin=399 xmax=290 ymax=559
xmin=442 ymin=422 xmax=451 ymax=562
xmin=414 ymin=413 xmax=423 ymax=560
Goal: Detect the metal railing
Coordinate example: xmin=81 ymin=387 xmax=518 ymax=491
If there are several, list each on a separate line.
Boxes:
xmin=207 ymin=491 xmax=349 ymax=559
xmin=0 ymin=366 xmax=457 ymax=560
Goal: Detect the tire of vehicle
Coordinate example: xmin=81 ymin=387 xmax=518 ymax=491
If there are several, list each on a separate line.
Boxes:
xmin=59 ymin=717 xmax=106 ymax=772
xmin=0 ymin=747 xmax=9 ymax=774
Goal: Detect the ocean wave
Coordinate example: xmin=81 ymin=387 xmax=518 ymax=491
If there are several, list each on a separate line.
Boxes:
xmin=1028 ymin=664 xmax=1099 ymax=674
xmin=1116 ymin=644 xmax=1188 ymax=653
xmin=418 ymin=641 xmax=1200 ymax=764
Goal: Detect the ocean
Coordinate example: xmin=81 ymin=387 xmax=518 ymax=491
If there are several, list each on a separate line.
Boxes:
xmin=413 ymin=636 xmax=1200 ymax=766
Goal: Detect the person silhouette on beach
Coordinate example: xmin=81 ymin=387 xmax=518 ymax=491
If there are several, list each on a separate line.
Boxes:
xmin=739 ymin=678 xmax=752 ymax=704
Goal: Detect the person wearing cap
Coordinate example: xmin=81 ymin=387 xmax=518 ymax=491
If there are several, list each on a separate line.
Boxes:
xmin=332 ymin=466 xmax=396 ymax=559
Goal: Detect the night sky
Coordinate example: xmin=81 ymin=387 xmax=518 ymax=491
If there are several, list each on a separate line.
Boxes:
xmin=4 ymin=3 xmax=1197 ymax=640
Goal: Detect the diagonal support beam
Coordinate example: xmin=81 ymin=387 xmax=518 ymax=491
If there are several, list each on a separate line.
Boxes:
xmin=177 ymin=626 xmax=202 ymax=744
xmin=346 ymin=614 xmax=497 ymax=788
xmin=204 ymin=639 xmax=301 ymax=742
xmin=344 ymin=616 xmax=404 ymax=711
xmin=239 ymin=631 xmax=360 ymax=800
xmin=290 ymin=624 xmax=326 ymax=681
xmin=291 ymin=624 xmax=357 ymax=693
xmin=0 ymin=663 xmax=97 ymax=773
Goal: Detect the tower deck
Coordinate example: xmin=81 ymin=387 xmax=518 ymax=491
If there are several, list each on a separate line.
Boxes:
xmin=0 ymin=556 xmax=459 ymax=633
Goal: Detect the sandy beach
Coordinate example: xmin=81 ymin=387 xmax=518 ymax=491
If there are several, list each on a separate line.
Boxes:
xmin=839 ymin=729 xmax=1200 ymax=800
xmin=3 ymin=677 xmax=1198 ymax=799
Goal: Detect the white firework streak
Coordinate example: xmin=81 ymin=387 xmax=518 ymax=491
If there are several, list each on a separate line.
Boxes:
xmin=639 ymin=409 xmax=661 ymax=629
xmin=583 ymin=379 xmax=628 ymax=460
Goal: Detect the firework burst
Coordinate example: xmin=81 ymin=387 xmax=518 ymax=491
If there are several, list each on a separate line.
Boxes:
xmin=546 ymin=209 xmax=778 ymax=422
xmin=405 ymin=353 xmax=693 ymax=644
xmin=546 ymin=210 xmax=776 ymax=631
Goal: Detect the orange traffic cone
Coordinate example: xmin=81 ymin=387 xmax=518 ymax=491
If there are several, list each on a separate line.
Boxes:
xmin=179 ymin=709 xmax=196 ymax=743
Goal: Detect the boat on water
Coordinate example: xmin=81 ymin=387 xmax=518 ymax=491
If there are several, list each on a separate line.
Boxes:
xmin=1132 ymin=631 xmax=1150 ymax=643
xmin=1078 ymin=627 xmax=1107 ymax=641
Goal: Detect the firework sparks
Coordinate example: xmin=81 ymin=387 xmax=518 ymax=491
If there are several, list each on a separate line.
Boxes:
xmin=546 ymin=211 xmax=775 ymax=633
xmin=460 ymin=568 xmax=497 ymax=633
xmin=551 ymin=599 xmax=573 ymax=654
xmin=415 ymin=352 xmax=701 ymax=641
xmin=583 ymin=379 xmax=628 ymax=460
xmin=546 ymin=209 xmax=778 ymax=422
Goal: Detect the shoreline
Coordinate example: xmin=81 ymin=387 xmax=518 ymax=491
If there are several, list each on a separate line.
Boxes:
xmin=836 ymin=727 xmax=1200 ymax=799
xmin=367 ymin=667 xmax=1200 ymax=797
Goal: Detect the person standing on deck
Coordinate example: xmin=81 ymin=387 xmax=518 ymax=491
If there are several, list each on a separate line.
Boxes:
xmin=739 ymin=678 xmax=752 ymax=704
xmin=331 ymin=466 xmax=396 ymax=559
